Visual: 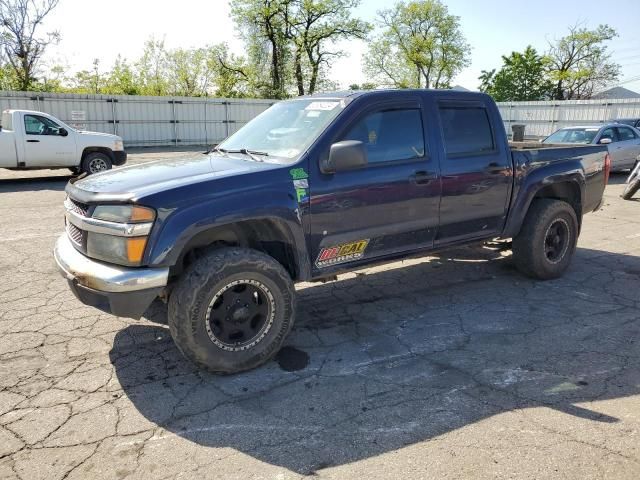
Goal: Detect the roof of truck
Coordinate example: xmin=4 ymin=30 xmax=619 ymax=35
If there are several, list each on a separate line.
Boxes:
xmin=305 ymin=88 xmax=487 ymax=100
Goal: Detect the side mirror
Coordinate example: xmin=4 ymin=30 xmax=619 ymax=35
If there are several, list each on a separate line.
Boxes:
xmin=599 ymin=137 xmax=612 ymax=145
xmin=321 ymin=140 xmax=368 ymax=174
xmin=59 ymin=128 xmax=68 ymax=137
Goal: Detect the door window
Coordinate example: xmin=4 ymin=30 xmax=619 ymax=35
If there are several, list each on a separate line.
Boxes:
xmin=439 ymin=106 xmax=495 ymax=156
xmin=616 ymin=126 xmax=638 ymax=141
xmin=24 ymin=115 xmax=64 ymax=136
xmin=341 ymin=109 xmax=425 ymax=164
xmin=600 ymin=128 xmax=617 ymax=143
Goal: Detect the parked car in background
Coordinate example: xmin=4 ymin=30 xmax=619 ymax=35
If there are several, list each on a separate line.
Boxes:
xmin=611 ymin=118 xmax=640 ymax=129
xmin=0 ymin=109 xmax=127 ymax=175
xmin=543 ymin=123 xmax=640 ymax=171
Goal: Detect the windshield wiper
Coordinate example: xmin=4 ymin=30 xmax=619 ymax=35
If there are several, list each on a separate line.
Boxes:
xmin=215 ymin=147 xmax=269 ymax=162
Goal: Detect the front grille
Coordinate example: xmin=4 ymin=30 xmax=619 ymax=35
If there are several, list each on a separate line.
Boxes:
xmin=66 ymin=222 xmax=85 ymax=246
xmin=67 ymin=198 xmax=90 ymax=217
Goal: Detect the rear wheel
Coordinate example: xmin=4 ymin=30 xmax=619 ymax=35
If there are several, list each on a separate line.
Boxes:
xmin=81 ymin=152 xmax=112 ymax=175
xmin=513 ymin=199 xmax=578 ymax=280
xmin=168 ymin=247 xmax=296 ymax=374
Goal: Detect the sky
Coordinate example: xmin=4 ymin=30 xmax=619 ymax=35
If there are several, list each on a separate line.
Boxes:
xmin=42 ymin=0 xmax=640 ymax=94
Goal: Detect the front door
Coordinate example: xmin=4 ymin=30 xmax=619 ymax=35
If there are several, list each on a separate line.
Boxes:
xmin=614 ymin=126 xmax=640 ymax=169
xmin=435 ymin=100 xmax=512 ymax=244
xmin=22 ymin=114 xmax=76 ymax=167
xmin=308 ymin=100 xmax=441 ymax=275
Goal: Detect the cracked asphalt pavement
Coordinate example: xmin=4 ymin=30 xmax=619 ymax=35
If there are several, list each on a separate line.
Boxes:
xmin=0 ymin=151 xmax=639 ymax=479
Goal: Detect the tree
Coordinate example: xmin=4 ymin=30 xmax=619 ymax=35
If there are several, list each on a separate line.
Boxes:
xmin=102 ymin=56 xmax=140 ymax=95
xmin=479 ymin=46 xmax=553 ymax=101
xmin=231 ymin=0 xmax=369 ymax=97
xmin=136 ymin=37 xmax=170 ymax=96
xmin=363 ymin=0 xmax=470 ymax=89
xmin=207 ymin=43 xmax=253 ymax=98
xmin=231 ymin=0 xmax=291 ymax=98
xmin=0 ymin=0 xmax=60 ymax=90
xmin=547 ymin=24 xmax=620 ymax=100
xmin=288 ymin=0 xmax=370 ymax=95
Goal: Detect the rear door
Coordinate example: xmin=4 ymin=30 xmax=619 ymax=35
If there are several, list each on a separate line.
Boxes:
xmin=22 ymin=113 xmax=76 ymax=167
xmin=435 ymin=100 xmax=512 ymax=244
xmin=309 ymin=98 xmax=441 ymax=273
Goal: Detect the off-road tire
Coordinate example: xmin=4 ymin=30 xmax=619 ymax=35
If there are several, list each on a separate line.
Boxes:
xmin=81 ymin=152 xmax=112 ymax=175
xmin=168 ymin=247 xmax=296 ymax=374
xmin=513 ymin=199 xmax=578 ymax=280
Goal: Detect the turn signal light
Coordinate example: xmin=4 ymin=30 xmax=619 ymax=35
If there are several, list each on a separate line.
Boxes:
xmin=130 ymin=206 xmax=156 ymax=223
xmin=126 ymin=237 xmax=148 ymax=263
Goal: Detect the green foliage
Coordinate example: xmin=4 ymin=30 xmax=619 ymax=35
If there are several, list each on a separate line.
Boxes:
xmin=231 ymin=0 xmax=370 ymax=97
xmin=547 ymin=24 xmax=620 ymax=100
xmin=363 ymin=0 xmax=470 ymax=89
xmin=0 ymin=0 xmax=61 ymax=90
xmin=479 ymin=46 xmax=553 ymax=101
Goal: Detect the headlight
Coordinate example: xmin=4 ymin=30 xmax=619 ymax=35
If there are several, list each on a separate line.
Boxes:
xmin=114 ymin=140 xmax=124 ymax=151
xmin=93 ymin=205 xmax=155 ymax=223
xmin=87 ymin=233 xmax=148 ymax=266
xmin=85 ymin=205 xmax=155 ymax=266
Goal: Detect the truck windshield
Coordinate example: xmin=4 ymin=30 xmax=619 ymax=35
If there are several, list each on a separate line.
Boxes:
xmin=543 ymin=128 xmax=599 ymax=144
xmin=217 ymin=99 xmax=345 ymax=162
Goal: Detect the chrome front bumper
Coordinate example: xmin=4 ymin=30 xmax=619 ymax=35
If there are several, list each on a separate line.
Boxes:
xmin=54 ymin=234 xmax=169 ymax=318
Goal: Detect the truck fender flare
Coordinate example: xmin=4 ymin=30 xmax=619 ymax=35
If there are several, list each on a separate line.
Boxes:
xmin=148 ymin=210 xmax=311 ymax=281
xmin=504 ymin=166 xmax=585 ymax=238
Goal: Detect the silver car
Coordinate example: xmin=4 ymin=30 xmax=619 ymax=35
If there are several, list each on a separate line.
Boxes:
xmin=543 ymin=123 xmax=640 ymax=171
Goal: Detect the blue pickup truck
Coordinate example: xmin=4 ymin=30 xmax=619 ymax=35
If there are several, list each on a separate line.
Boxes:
xmin=54 ymin=90 xmax=610 ymax=373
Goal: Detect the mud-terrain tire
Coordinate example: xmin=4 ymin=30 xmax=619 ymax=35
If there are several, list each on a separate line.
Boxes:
xmin=81 ymin=152 xmax=112 ymax=175
xmin=513 ymin=199 xmax=578 ymax=280
xmin=168 ymin=247 xmax=296 ymax=374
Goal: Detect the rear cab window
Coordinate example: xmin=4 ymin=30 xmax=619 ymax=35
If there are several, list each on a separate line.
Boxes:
xmin=438 ymin=105 xmax=495 ymax=156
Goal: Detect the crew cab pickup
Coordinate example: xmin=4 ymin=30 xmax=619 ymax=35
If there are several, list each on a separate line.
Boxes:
xmin=54 ymin=90 xmax=610 ymax=374
xmin=0 ymin=109 xmax=126 ymax=174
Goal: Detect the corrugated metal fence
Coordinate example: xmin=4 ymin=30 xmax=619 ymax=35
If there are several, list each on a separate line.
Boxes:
xmin=0 ymin=91 xmax=273 ymax=147
xmin=3 ymin=91 xmax=640 ymax=145
xmin=497 ymin=98 xmax=640 ymax=138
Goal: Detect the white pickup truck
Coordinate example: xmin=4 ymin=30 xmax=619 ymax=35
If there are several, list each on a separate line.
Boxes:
xmin=0 ymin=109 xmax=127 ymax=174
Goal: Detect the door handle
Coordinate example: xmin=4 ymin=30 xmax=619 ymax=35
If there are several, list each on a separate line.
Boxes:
xmin=485 ymin=162 xmax=504 ymax=173
xmin=411 ymin=171 xmax=437 ymax=185
xmin=26 ymin=139 xmax=40 ymax=143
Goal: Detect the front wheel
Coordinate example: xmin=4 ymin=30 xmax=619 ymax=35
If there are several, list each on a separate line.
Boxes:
xmin=81 ymin=152 xmax=112 ymax=175
xmin=168 ymin=247 xmax=296 ymax=374
xmin=513 ymin=199 xmax=579 ymax=280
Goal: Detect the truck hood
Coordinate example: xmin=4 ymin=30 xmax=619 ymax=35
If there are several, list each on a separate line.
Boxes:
xmin=66 ymin=153 xmax=279 ymax=203
xmin=77 ymin=130 xmax=120 ymax=141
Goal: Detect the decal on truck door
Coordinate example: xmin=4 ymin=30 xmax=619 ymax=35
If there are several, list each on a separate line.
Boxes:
xmin=315 ymin=239 xmax=370 ymax=268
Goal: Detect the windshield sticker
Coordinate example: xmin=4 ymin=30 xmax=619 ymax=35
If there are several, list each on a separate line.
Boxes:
xmin=289 ymin=168 xmax=308 ymax=180
xmin=305 ymin=101 xmax=339 ymax=111
xmin=293 ymin=179 xmax=308 ymax=189
xmin=315 ymin=239 xmax=370 ymax=268
xmin=306 ymin=110 xmax=322 ymax=118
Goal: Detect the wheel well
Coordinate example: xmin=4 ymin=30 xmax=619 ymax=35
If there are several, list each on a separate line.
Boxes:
xmin=175 ymin=219 xmax=299 ymax=280
xmin=81 ymin=147 xmax=114 ymax=163
xmin=532 ymin=182 xmax=582 ymax=226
